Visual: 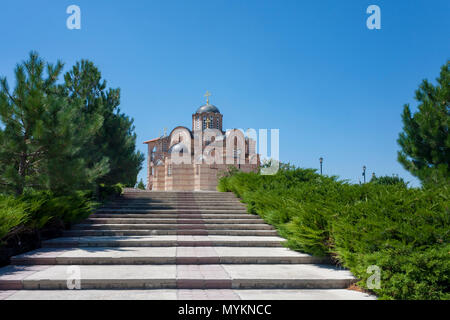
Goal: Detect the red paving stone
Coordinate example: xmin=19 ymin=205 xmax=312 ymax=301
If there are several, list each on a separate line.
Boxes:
xmin=176 ymin=265 xmax=232 ymax=289
xmin=177 ymin=289 xmax=240 ymax=300
xmin=176 ymin=247 xmax=219 ymax=264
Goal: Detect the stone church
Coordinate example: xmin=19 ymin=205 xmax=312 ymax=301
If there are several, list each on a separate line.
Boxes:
xmin=144 ymin=93 xmax=260 ymax=191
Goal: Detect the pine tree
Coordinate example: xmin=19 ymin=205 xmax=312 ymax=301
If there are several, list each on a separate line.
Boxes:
xmin=397 ymin=62 xmax=450 ymax=185
xmin=0 ymin=52 xmax=107 ymax=195
xmin=137 ymin=179 xmax=146 ymax=190
xmin=63 ymin=60 xmax=144 ymax=187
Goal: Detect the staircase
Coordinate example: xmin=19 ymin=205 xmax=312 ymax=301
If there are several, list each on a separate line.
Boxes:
xmin=0 ymin=190 xmax=374 ymax=300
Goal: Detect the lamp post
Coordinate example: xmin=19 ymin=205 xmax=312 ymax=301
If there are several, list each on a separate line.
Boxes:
xmin=319 ymin=157 xmax=323 ymax=175
xmin=362 ymin=165 xmax=366 ymax=184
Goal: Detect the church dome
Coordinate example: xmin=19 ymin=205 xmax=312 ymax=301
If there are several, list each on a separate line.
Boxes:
xmin=196 ymin=104 xmax=220 ymax=114
xmin=168 ymin=143 xmax=188 ymax=154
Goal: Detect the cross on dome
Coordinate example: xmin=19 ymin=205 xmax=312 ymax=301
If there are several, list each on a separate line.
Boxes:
xmin=204 ymin=91 xmax=211 ymax=105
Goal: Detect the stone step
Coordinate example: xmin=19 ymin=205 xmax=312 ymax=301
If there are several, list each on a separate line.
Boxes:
xmin=90 ymin=213 xmax=260 ymax=219
xmin=119 ymin=198 xmax=240 ymax=201
xmin=85 ymin=218 xmax=265 ymax=224
xmin=42 ymin=236 xmax=286 ymax=248
xmin=102 ymin=203 xmax=246 ymax=210
xmin=10 ymin=247 xmax=330 ymax=265
xmin=95 ymin=209 xmax=249 ymax=214
xmin=0 ymin=264 xmax=356 ymax=290
xmin=62 ymin=229 xmax=279 ymax=237
xmin=122 ymin=190 xmax=234 ymax=197
xmin=0 ymin=289 xmax=375 ymax=300
xmin=100 ymin=205 xmax=247 ymax=210
xmin=107 ymin=200 xmax=243 ymax=204
xmin=71 ymin=224 xmax=274 ymax=231
xmin=120 ymin=195 xmax=239 ymax=200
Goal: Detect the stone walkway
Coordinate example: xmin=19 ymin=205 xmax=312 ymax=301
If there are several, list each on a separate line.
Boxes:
xmin=0 ymin=190 xmax=374 ymax=300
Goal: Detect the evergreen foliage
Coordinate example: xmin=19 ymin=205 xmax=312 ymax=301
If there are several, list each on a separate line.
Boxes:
xmin=218 ymin=167 xmax=450 ymax=300
xmin=398 ymin=62 xmax=449 ymax=185
xmin=370 ymin=174 xmax=407 ymax=187
xmin=0 ymin=52 xmax=143 ymax=194
xmin=137 ymin=179 xmax=146 ymax=190
xmin=63 ymin=60 xmax=144 ymax=187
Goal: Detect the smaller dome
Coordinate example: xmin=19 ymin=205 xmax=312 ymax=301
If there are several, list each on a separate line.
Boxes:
xmin=196 ymin=104 xmax=220 ymax=114
xmin=168 ymin=143 xmax=188 ymax=154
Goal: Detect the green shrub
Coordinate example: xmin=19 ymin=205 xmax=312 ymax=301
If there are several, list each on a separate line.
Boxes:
xmin=218 ymin=167 xmax=450 ymax=300
xmin=370 ymin=174 xmax=407 ymax=187
xmin=137 ymin=179 xmax=146 ymax=190
xmin=0 ymin=196 xmax=29 ymax=241
xmin=0 ymin=190 xmax=98 ymax=246
xmin=14 ymin=190 xmax=96 ymax=229
xmin=97 ymin=183 xmax=123 ymax=202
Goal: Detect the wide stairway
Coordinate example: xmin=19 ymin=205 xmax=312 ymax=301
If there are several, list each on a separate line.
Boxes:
xmin=0 ymin=190 xmax=373 ymax=300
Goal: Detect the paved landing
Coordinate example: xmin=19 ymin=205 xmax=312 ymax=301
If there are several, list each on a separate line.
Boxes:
xmin=0 ymin=289 xmax=375 ymax=300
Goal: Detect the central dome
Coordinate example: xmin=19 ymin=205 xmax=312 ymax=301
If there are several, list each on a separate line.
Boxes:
xmin=196 ymin=104 xmax=220 ymax=114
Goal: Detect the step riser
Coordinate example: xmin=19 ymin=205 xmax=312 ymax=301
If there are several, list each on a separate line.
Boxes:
xmin=42 ymin=241 xmax=284 ymax=248
xmin=107 ymin=201 xmax=243 ymax=204
xmin=101 ymin=206 xmax=247 ymax=210
xmin=62 ymin=230 xmax=279 ymax=236
xmin=2 ymin=280 xmax=354 ymax=290
xmin=96 ymin=210 xmax=249 ymax=214
xmin=72 ymin=225 xmax=274 ymax=230
xmin=90 ymin=214 xmax=258 ymax=219
xmin=85 ymin=219 xmax=264 ymax=224
xmin=119 ymin=194 xmax=238 ymax=201
xmin=120 ymin=191 xmax=236 ymax=199
xmin=11 ymin=257 xmax=328 ymax=265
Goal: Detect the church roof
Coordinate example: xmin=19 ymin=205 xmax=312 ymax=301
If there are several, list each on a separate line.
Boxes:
xmin=143 ymin=137 xmax=160 ymax=144
xmin=195 ymin=104 xmax=220 ymax=114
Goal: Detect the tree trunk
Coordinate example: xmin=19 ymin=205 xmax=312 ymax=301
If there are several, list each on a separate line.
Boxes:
xmin=16 ymin=152 xmax=27 ymax=195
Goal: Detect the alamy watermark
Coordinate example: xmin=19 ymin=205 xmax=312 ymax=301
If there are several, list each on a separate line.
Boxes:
xmin=66 ymin=5 xmax=382 ymax=31
xmin=66 ymin=266 xmax=81 ymax=289
xmin=66 ymin=5 xmax=81 ymax=30
xmin=366 ymin=265 xmax=381 ymax=289
xmin=164 ymin=128 xmax=279 ymax=175
xmin=366 ymin=5 xmax=381 ymax=30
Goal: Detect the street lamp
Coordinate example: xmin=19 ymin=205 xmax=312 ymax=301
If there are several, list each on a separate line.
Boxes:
xmin=362 ymin=165 xmax=367 ymax=184
xmin=319 ymin=157 xmax=323 ymax=175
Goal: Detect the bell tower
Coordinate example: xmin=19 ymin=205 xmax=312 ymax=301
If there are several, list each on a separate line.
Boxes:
xmin=192 ymin=91 xmax=223 ymax=133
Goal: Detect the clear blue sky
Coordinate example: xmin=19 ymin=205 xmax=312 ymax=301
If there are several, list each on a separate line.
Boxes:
xmin=1 ymin=0 xmax=449 ymax=186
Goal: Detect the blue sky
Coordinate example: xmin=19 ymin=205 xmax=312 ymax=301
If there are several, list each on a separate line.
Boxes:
xmin=1 ymin=0 xmax=449 ymax=186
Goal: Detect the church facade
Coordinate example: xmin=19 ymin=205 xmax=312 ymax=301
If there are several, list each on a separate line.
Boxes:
xmin=144 ymin=93 xmax=260 ymax=191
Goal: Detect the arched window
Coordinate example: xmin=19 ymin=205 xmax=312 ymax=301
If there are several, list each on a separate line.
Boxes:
xmin=168 ymin=165 xmax=172 ymax=176
xmin=203 ymin=117 xmax=206 ymax=130
xmin=233 ymin=137 xmax=240 ymax=159
xmin=210 ymin=116 xmax=214 ymax=128
xmin=216 ymin=117 xmax=219 ymax=129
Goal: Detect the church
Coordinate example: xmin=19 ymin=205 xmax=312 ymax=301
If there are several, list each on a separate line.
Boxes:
xmin=144 ymin=92 xmax=260 ymax=191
